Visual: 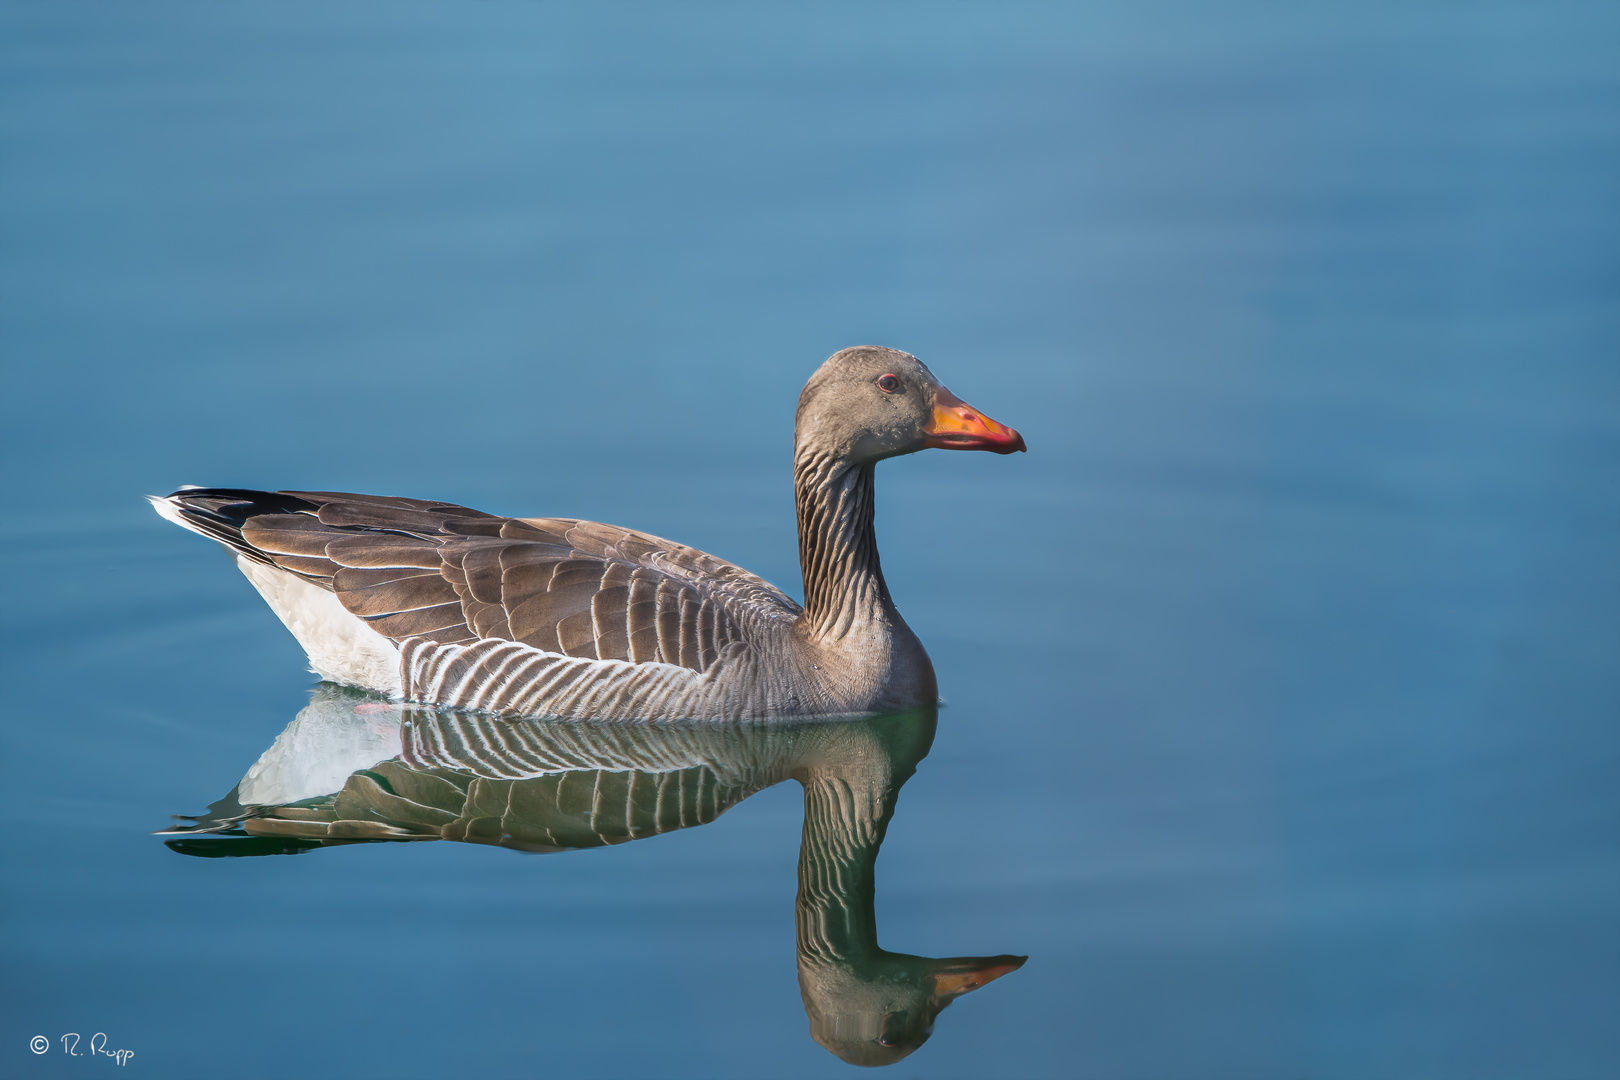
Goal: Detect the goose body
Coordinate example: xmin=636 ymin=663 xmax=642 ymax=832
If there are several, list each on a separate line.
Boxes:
xmin=152 ymin=347 xmax=1023 ymax=720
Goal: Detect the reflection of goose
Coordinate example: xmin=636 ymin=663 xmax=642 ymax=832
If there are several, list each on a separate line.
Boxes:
xmin=166 ymin=685 xmax=1024 ymax=1064
xmin=793 ymin=727 xmax=1025 ymax=1066
xmin=150 ymin=347 xmax=1023 ymax=720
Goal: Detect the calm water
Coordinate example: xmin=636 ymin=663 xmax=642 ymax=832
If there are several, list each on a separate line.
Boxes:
xmin=2 ymin=4 xmax=1617 ymax=1078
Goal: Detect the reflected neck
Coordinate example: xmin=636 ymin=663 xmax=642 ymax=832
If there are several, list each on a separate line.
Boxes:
xmin=794 ymin=452 xmax=888 ymax=642
xmin=794 ymin=771 xmax=893 ymax=963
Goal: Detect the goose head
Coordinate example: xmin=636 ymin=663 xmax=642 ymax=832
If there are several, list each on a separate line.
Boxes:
xmin=800 ymin=951 xmax=1027 ymax=1067
xmin=795 ymin=346 xmax=1026 ymax=465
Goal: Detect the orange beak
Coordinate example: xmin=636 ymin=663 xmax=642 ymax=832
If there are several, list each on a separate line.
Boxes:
xmin=922 ymin=387 xmax=1026 ymax=454
xmin=930 ymin=955 xmax=1028 ymax=999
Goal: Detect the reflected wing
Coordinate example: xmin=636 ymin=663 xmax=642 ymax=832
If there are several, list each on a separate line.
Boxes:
xmin=193 ymin=758 xmax=760 ymax=855
xmin=169 ymin=489 xmax=800 ymax=673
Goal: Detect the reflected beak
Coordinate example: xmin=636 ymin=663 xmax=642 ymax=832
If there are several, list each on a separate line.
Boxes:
xmin=922 ymin=387 xmax=1026 ymax=454
xmin=930 ymin=955 xmax=1028 ymax=999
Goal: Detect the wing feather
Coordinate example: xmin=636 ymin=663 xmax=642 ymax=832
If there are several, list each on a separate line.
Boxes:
xmin=241 ymin=514 xmax=336 ymax=557
xmin=555 ymin=609 xmax=599 ymax=659
xmin=162 ymin=489 xmax=802 ymax=679
xmin=366 ymin=604 xmax=476 ymax=640
xmin=325 ymin=536 xmax=442 ymax=569
xmin=591 ymin=585 xmax=633 ymax=661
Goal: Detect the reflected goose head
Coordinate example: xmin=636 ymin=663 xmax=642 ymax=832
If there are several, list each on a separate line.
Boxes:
xmin=801 ymin=952 xmax=1027 ymax=1067
xmin=795 ymin=346 xmax=1026 ymax=466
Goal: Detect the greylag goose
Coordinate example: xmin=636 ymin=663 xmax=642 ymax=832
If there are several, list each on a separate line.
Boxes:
xmin=163 ymin=686 xmax=1025 ymax=1065
xmin=151 ymin=347 xmax=1024 ymax=720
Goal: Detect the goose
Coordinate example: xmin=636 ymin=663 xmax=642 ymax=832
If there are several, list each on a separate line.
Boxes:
xmin=151 ymin=346 xmax=1024 ymax=720
xmin=164 ymin=686 xmax=1025 ymax=1065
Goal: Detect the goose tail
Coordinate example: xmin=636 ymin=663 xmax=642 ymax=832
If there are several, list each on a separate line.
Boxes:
xmin=148 ymin=486 xmax=405 ymax=695
xmin=147 ymin=487 xmax=317 ymax=565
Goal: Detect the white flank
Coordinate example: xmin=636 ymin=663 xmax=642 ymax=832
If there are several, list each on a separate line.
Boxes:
xmin=235 ymin=556 xmax=404 ymax=695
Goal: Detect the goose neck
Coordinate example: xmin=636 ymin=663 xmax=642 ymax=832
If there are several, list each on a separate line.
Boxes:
xmin=794 ymin=453 xmax=888 ymax=642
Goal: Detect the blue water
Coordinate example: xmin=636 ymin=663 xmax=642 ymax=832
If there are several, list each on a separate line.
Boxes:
xmin=3 ymin=4 xmax=1617 ymax=1077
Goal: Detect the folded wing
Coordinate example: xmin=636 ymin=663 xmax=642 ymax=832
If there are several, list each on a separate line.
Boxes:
xmin=163 ymin=488 xmax=801 ymax=676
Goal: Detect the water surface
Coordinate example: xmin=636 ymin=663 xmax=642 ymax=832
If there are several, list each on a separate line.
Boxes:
xmin=2 ymin=4 xmax=1617 ymax=1078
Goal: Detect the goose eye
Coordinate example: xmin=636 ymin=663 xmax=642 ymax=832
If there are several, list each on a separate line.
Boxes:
xmin=876 ymin=374 xmax=902 ymax=393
